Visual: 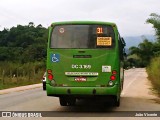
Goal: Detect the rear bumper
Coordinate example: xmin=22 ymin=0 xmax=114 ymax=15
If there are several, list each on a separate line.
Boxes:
xmin=46 ymin=84 xmax=119 ymax=97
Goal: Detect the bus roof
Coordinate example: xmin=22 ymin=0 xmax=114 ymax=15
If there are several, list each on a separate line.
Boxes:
xmin=50 ymin=21 xmax=117 ymax=28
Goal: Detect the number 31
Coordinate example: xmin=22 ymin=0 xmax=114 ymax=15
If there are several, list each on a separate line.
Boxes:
xmin=97 ymin=27 xmax=103 ymax=34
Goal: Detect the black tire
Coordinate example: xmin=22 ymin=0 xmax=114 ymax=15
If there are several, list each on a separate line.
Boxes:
xmin=43 ymin=83 xmax=46 ymax=90
xmin=43 ymin=86 xmax=46 ymax=90
xmin=59 ymin=97 xmax=67 ymax=106
xmin=67 ymin=98 xmax=76 ymax=106
xmin=114 ymin=96 xmax=120 ymax=107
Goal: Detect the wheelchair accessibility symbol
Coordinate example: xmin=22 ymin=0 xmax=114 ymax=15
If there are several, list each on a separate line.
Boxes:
xmin=51 ymin=54 xmax=60 ymax=62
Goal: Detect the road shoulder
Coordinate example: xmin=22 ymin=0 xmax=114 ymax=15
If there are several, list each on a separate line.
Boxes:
xmin=0 ymin=83 xmax=42 ymax=95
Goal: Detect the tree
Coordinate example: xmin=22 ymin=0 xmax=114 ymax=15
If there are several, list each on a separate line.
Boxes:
xmin=0 ymin=22 xmax=47 ymax=63
xmin=28 ymin=22 xmax=35 ymax=27
xmin=146 ymin=13 xmax=160 ymax=42
xmin=129 ymin=39 xmax=154 ymax=67
xmin=146 ymin=13 xmax=160 ymax=57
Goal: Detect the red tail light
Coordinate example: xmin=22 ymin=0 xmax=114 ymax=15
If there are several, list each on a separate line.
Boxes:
xmin=110 ymin=70 xmax=117 ymax=81
xmin=110 ymin=75 xmax=116 ymax=80
xmin=48 ymin=74 xmax=53 ymax=80
xmin=47 ymin=69 xmax=54 ymax=80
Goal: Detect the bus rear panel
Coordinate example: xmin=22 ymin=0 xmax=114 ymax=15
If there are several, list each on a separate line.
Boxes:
xmin=46 ymin=21 xmax=124 ymax=106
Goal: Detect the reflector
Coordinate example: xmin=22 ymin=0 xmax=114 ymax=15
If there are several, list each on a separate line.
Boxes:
xmin=112 ymin=70 xmax=117 ymax=75
xmin=47 ymin=69 xmax=52 ymax=74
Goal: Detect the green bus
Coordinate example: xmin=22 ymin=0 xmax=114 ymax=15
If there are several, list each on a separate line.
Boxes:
xmin=46 ymin=21 xmax=125 ymax=107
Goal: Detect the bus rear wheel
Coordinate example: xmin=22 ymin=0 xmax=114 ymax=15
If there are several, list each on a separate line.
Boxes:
xmin=114 ymin=96 xmax=120 ymax=107
xmin=67 ymin=98 xmax=76 ymax=106
xmin=59 ymin=97 xmax=67 ymax=106
xmin=59 ymin=97 xmax=76 ymax=106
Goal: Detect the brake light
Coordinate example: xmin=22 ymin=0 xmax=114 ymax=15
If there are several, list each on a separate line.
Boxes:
xmin=47 ymin=69 xmax=54 ymax=80
xmin=110 ymin=75 xmax=116 ymax=80
xmin=110 ymin=70 xmax=117 ymax=81
xmin=48 ymin=74 xmax=53 ymax=80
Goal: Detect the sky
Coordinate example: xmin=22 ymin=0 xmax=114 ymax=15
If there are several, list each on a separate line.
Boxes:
xmin=0 ymin=0 xmax=160 ymax=37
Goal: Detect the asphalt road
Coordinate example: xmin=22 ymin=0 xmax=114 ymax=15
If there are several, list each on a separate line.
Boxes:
xmin=0 ymin=68 xmax=160 ymax=119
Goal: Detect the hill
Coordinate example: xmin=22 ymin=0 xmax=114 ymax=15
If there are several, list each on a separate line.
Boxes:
xmin=124 ymin=35 xmax=155 ymax=48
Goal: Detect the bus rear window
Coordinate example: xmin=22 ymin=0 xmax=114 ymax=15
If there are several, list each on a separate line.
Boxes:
xmin=50 ymin=25 xmax=115 ymax=49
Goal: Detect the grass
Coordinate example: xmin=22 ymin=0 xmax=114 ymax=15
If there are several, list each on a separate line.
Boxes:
xmin=0 ymin=61 xmax=45 ymax=90
xmin=0 ymin=78 xmax=41 ymax=90
xmin=0 ymin=76 xmax=42 ymax=90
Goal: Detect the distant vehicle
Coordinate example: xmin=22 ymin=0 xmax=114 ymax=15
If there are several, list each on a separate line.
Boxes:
xmin=46 ymin=21 xmax=126 ymax=107
xmin=42 ymin=72 xmax=46 ymax=90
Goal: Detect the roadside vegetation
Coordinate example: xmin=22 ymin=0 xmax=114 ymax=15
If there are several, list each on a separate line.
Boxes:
xmin=126 ymin=13 xmax=160 ymax=96
xmin=147 ymin=57 xmax=160 ymax=96
xmin=0 ymin=62 xmax=45 ymax=90
xmin=0 ymin=22 xmax=47 ymax=90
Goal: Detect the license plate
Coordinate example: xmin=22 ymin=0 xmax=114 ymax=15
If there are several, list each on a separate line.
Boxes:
xmin=75 ymin=77 xmax=87 ymax=82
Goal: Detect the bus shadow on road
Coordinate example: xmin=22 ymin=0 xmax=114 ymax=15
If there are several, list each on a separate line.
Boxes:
xmin=47 ymin=96 xmax=160 ymax=117
xmin=54 ymin=96 xmax=160 ymax=112
xmin=60 ymin=98 xmax=117 ymax=112
xmin=48 ymin=99 xmax=118 ymax=117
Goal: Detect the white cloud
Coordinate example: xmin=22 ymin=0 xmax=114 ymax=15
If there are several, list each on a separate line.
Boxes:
xmin=0 ymin=0 xmax=160 ymax=36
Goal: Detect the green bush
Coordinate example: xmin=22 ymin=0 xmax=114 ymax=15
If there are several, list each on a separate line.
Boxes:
xmin=147 ymin=57 xmax=160 ymax=96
